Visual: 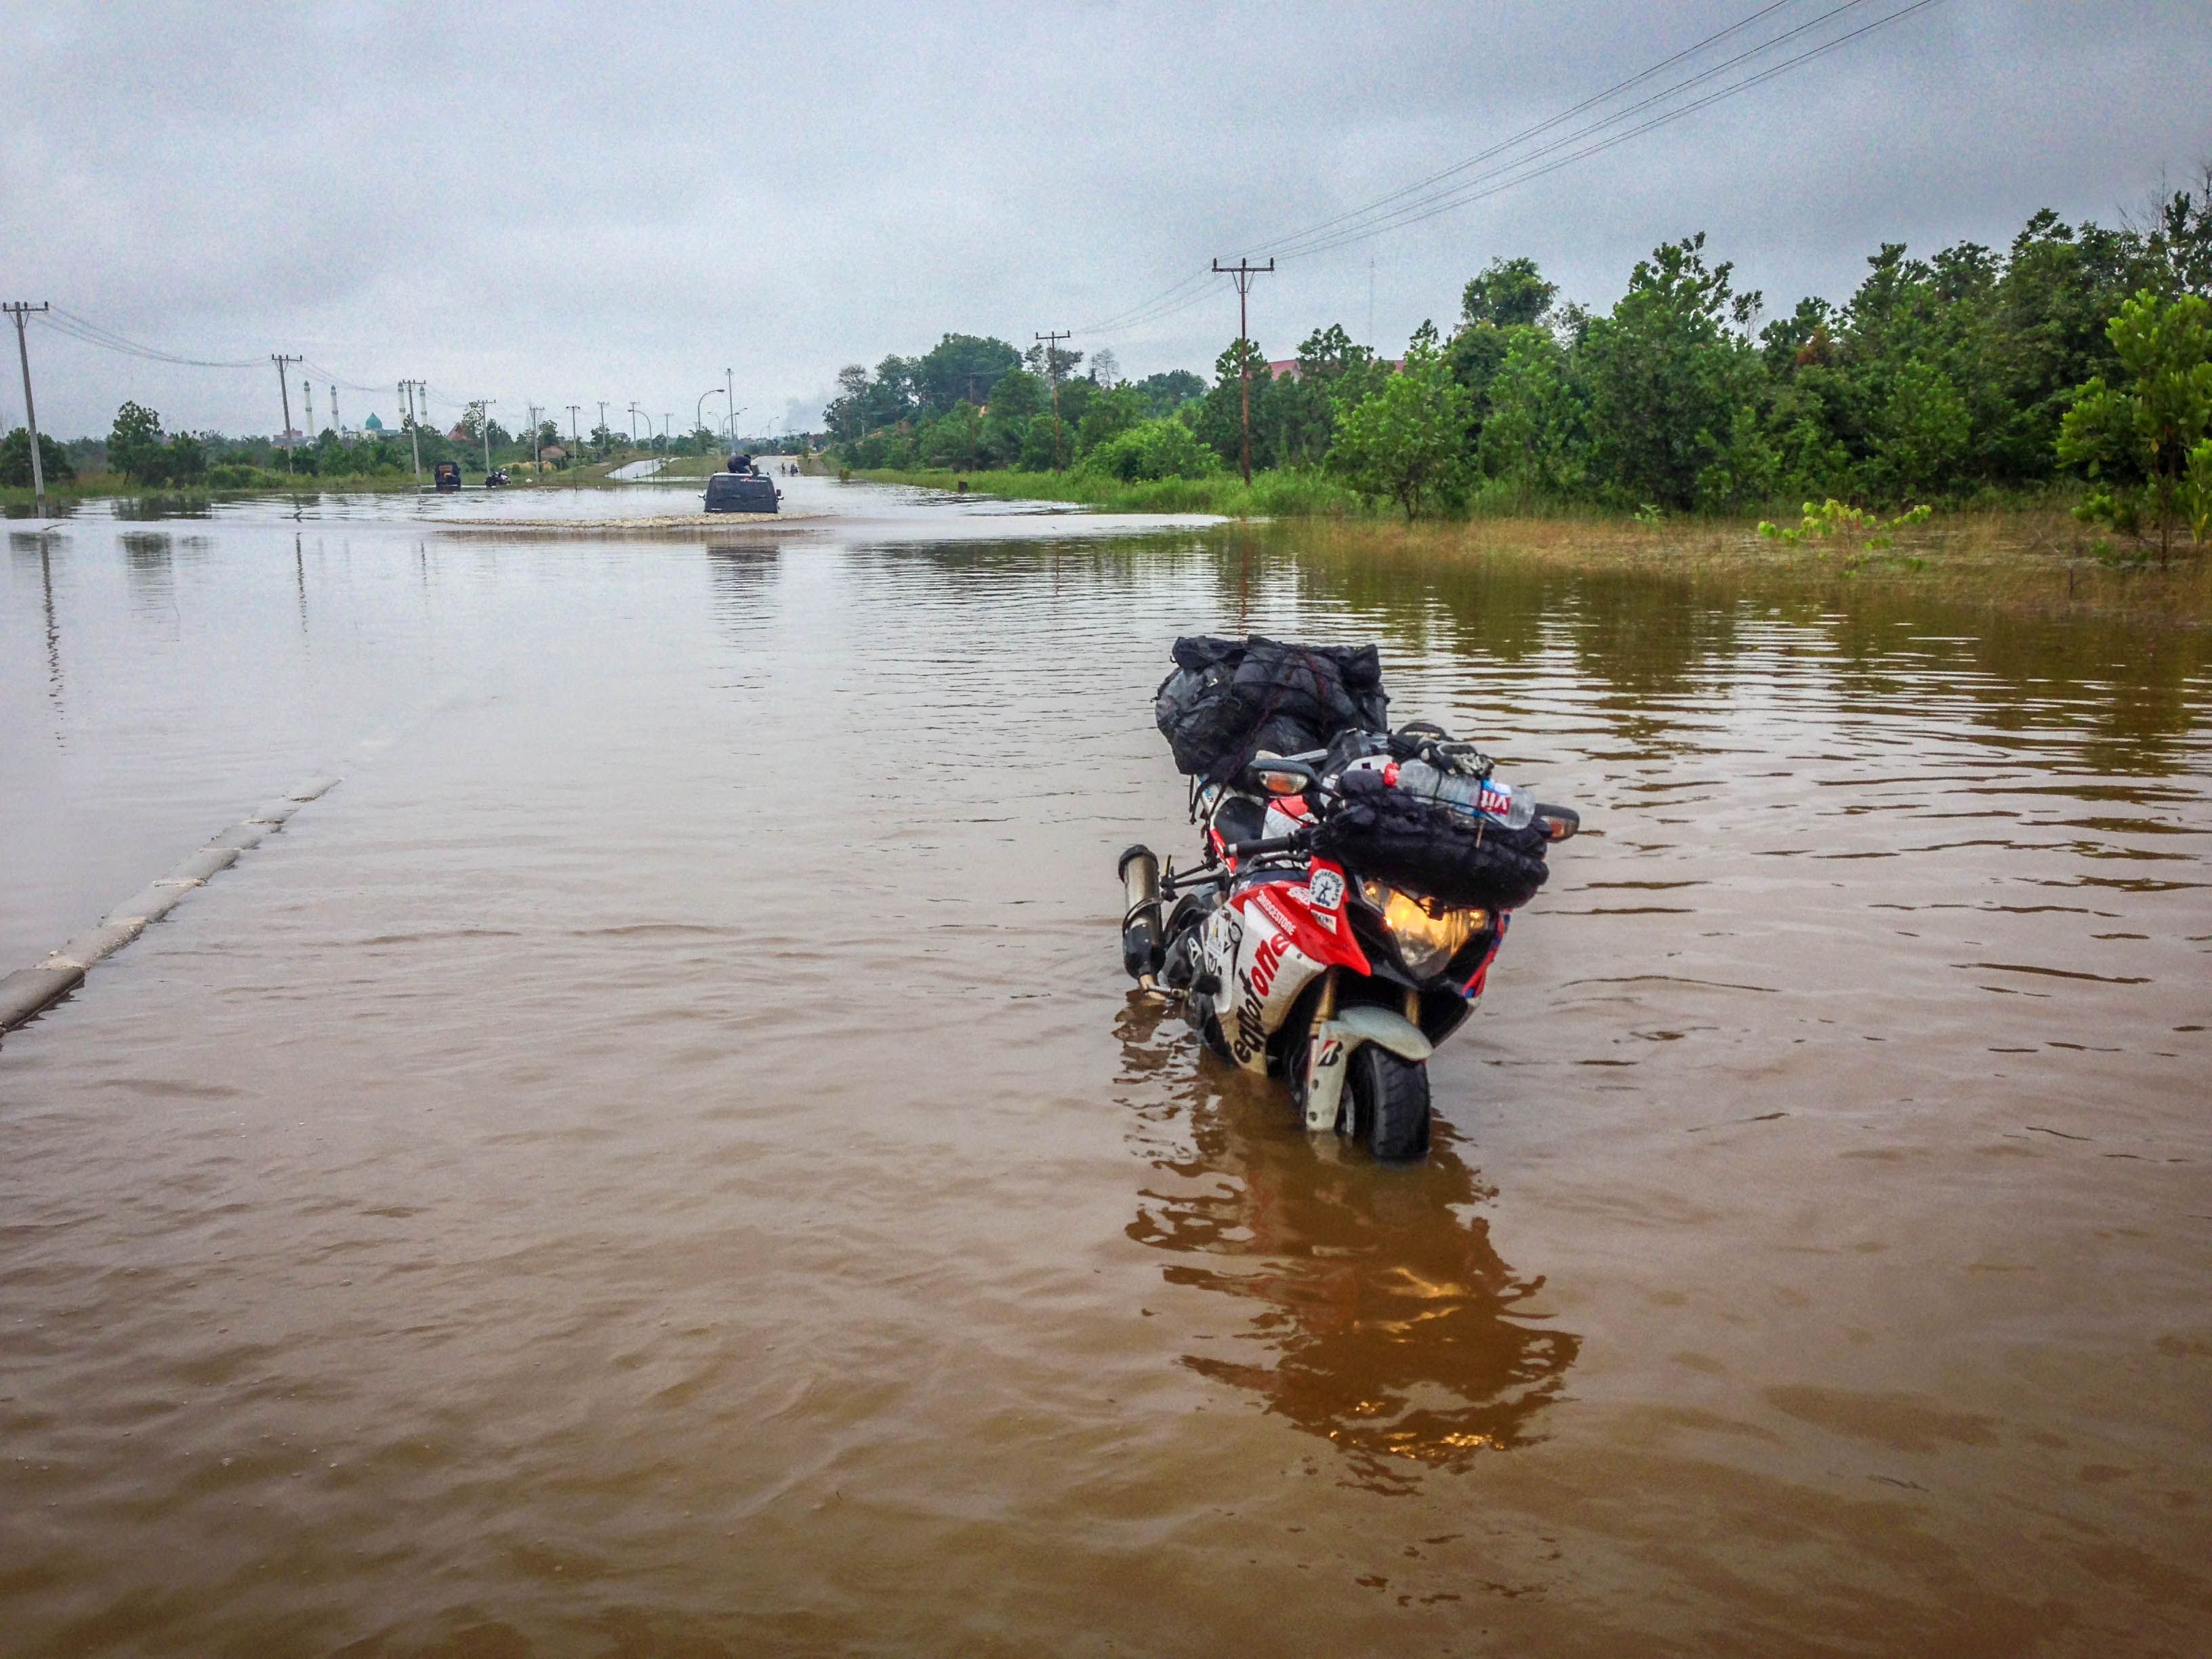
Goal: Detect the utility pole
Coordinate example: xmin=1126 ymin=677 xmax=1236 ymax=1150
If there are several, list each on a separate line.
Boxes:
xmin=567 ymin=404 xmax=581 ymax=466
xmin=4 ymin=302 xmax=52 ymax=515
xmin=1034 ymin=329 xmax=1071 ymax=470
xmin=529 ymin=403 xmax=541 ymax=472
xmin=596 ymin=399 xmax=607 ymax=455
xmin=273 ymin=353 xmax=301 ymax=470
xmin=724 ymin=367 xmax=733 ymax=448
xmin=1212 ymin=258 xmax=1274 ymax=485
xmin=399 ymin=380 xmax=425 ymax=486
xmin=627 ymin=401 xmax=641 ymax=445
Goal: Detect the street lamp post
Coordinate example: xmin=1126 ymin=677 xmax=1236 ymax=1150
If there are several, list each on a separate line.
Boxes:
xmin=697 ymin=390 xmax=724 ymax=451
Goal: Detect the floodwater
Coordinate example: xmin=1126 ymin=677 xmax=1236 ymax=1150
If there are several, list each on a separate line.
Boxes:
xmin=3 ymin=478 xmax=2209 ymax=1657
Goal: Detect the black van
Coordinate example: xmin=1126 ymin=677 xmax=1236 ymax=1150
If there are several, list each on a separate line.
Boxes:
xmin=703 ymin=472 xmax=780 ymax=514
xmin=432 ymin=461 xmax=462 ymax=492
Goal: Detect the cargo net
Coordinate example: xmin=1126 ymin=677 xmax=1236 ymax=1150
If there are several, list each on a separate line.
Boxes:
xmin=1153 ymin=636 xmax=1388 ymax=786
xmin=1154 ymin=635 xmax=1549 ymax=912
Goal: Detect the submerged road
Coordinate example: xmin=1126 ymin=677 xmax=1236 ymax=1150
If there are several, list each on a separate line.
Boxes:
xmin=2 ymin=479 xmax=2208 ymax=1655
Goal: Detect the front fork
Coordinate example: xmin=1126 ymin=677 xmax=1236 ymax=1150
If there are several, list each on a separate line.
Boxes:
xmin=1300 ymin=966 xmax=1435 ymax=1132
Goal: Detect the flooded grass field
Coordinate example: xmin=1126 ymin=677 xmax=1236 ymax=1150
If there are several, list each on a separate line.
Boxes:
xmin=3 ymin=478 xmax=2209 ymax=1656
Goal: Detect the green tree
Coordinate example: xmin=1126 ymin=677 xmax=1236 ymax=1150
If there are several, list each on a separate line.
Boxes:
xmin=1077 ymin=416 xmax=1221 ymax=482
xmin=1272 ymin=324 xmax=1387 ymax=464
xmin=1019 ymin=412 xmax=1067 ymax=471
xmin=162 ymin=431 xmax=209 ymax=485
xmin=1874 ymin=361 xmax=1971 ymax=497
xmin=1076 ymin=383 xmax=1145 ymax=457
xmin=2057 ymin=289 xmax=2212 ymax=560
xmin=916 ymin=333 xmax=1022 ymax=414
xmin=1446 ymin=257 xmax=1563 ymax=459
xmin=108 ymin=401 xmax=166 ymax=483
xmin=1191 ymin=339 xmax=1284 ymax=472
xmin=0 ymin=428 xmax=75 ymax=487
xmin=1582 ymin=234 xmax=1769 ymax=510
xmin=1132 ymin=370 xmax=1205 ymax=417
xmin=1477 ymin=325 xmax=1589 ymax=495
xmin=1328 ymin=321 xmax=1470 ymax=518
xmin=1461 ymin=255 xmax=1559 ymax=329
xmin=977 ymin=367 xmax=1045 ymax=466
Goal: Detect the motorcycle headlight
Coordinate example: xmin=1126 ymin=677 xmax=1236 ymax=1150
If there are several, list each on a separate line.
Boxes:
xmin=1359 ymin=880 xmax=1486 ymax=979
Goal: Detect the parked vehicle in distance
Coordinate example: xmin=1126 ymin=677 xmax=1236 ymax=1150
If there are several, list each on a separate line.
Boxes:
xmin=431 ymin=461 xmax=462 ymax=492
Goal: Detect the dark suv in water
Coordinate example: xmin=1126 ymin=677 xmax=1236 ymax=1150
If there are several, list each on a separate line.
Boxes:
xmin=703 ymin=472 xmax=780 ymax=514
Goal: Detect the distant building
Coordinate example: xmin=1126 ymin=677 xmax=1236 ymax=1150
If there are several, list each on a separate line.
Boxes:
xmin=363 ymin=413 xmax=386 ymax=434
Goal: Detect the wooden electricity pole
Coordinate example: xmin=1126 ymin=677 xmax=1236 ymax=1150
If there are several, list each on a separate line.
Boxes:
xmin=1035 ymin=329 xmax=1070 ymax=470
xmin=1211 ymin=259 xmax=1273 ymax=484
xmin=5 ymin=302 xmax=52 ymax=514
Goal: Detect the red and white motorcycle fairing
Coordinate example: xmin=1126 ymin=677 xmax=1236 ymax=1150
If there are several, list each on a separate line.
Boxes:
xmin=1195 ymin=855 xmax=1431 ymax=1132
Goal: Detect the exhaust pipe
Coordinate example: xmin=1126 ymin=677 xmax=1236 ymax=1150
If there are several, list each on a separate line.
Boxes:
xmin=1118 ymin=844 xmax=1163 ymax=985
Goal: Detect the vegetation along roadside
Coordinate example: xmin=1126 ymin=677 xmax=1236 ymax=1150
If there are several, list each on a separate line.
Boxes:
xmin=827 ymin=186 xmax=2212 ymax=600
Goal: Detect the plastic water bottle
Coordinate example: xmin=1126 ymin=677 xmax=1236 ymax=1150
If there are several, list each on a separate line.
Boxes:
xmin=1395 ymin=758 xmax=1536 ymax=830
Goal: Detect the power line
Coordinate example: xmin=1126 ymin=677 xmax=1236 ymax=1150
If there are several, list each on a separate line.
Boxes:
xmin=298 ymin=358 xmax=389 ymax=396
xmin=1073 ymin=1 xmax=1832 ymax=334
xmin=1101 ymin=3 xmax=1893 ymax=333
xmin=1261 ymin=0 xmax=1870 ymax=263
xmin=1081 ymin=0 xmax=1944 ymax=338
xmin=37 ymin=306 xmax=264 ymax=369
xmin=1270 ymin=0 xmax=1937 ymax=264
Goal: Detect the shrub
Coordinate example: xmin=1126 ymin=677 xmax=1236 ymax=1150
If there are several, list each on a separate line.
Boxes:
xmin=1076 ymin=417 xmax=1222 ymax=483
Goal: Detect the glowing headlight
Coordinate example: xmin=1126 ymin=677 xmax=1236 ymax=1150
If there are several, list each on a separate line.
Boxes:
xmin=1359 ymin=880 xmax=1487 ymax=979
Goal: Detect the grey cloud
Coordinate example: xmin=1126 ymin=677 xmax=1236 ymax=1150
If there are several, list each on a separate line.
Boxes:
xmin=3 ymin=1 xmax=2207 ymax=439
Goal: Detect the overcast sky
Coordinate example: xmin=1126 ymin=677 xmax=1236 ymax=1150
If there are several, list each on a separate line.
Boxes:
xmin=3 ymin=1 xmax=2207 ymax=441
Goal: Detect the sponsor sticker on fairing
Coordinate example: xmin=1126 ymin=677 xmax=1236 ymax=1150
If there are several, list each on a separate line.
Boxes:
xmin=1307 ymin=869 xmax=1345 ymax=911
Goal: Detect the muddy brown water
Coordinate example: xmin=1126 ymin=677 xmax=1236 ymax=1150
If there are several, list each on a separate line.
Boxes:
xmin=3 ymin=482 xmax=2209 ymax=1656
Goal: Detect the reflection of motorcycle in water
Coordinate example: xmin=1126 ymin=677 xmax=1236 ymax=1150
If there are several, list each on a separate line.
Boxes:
xmin=1122 ymin=636 xmax=1578 ymax=1161
xmin=1113 ymin=995 xmax=1578 ymax=1488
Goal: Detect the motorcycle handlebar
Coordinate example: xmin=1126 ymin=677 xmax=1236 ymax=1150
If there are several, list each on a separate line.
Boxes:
xmin=1223 ymin=833 xmax=1309 ymax=860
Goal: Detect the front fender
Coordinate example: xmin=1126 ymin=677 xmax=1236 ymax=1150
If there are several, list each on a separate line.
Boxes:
xmin=1302 ymin=1006 xmax=1433 ymax=1131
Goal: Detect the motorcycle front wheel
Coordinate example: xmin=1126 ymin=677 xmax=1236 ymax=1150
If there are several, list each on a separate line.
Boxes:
xmin=1347 ymin=1044 xmax=1431 ymax=1161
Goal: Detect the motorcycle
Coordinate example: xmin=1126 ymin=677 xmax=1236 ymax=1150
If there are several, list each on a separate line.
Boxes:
xmin=1120 ymin=710 xmax=1577 ymax=1162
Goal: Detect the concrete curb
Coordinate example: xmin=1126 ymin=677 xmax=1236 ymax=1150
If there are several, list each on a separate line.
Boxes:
xmin=0 ymin=772 xmax=344 ymax=1038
